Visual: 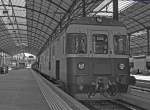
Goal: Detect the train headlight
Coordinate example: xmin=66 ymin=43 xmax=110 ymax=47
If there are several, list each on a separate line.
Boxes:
xmin=119 ymin=63 xmax=125 ymax=70
xmin=78 ymin=63 xmax=85 ymax=70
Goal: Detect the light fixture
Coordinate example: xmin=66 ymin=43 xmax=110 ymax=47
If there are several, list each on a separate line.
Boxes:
xmin=78 ymin=62 xmax=85 ymax=70
xmin=119 ymin=63 xmax=125 ymax=70
xmin=3 ymin=10 xmax=8 ymax=14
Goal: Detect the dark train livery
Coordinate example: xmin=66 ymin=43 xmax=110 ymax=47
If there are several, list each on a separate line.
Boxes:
xmin=33 ymin=17 xmax=135 ymax=100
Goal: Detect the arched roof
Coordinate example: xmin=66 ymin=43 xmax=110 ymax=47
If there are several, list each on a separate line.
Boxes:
xmin=0 ymin=0 xmax=150 ymax=56
xmin=0 ymin=0 xmax=103 ymax=56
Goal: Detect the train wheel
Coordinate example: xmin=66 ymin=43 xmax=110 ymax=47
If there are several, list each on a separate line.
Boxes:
xmin=101 ymin=89 xmax=108 ymax=97
xmin=87 ymin=91 xmax=96 ymax=98
xmin=106 ymin=84 xmax=118 ymax=96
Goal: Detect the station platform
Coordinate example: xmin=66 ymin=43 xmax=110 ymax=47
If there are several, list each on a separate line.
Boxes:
xmin=0 ymin=69 xmax=89 ymax=110
xmin=133 ymin=74 xmax=150 ymax=81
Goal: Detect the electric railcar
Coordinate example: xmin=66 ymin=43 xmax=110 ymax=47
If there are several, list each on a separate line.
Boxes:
xmin=35 ymin=17 xmax=135 ymax=100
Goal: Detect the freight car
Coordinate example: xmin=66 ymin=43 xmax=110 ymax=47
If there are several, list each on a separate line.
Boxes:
xmin=35 ymin=17 xmax=135 ymax=100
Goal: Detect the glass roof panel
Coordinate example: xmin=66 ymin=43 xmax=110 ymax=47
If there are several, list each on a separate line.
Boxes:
xmin=95 ymin=0 xmax=136 ymax=17
xmin=0 ymin=0 xmax=27 ymax=49
xmin=0 ymin=0 xmax=148 ymax=56
xmin=132 ymin=30 xmax=147 ymax=36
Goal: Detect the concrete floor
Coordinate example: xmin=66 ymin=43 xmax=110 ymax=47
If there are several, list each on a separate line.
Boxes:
xmin=0 ymin=69 xmax=50 ymax=110
xmin=133 ymin=75 xmax=150 ymax=81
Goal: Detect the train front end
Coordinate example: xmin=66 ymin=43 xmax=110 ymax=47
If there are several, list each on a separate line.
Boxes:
xmin=65 ymin=17 xmax=135 ymax=100
xmin=66 ymin=57 xmax=134 ymax=100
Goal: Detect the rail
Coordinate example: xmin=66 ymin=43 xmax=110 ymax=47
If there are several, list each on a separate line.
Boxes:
xmin=110 ymin=99 xmax=146 ymax=110
xmin=136 ymin=80 xmax=150 ymax=89
xmin=120 ymin=85 xmax=150 ymax=110
xmin=130 ymin=85 xmax=150 ymax=92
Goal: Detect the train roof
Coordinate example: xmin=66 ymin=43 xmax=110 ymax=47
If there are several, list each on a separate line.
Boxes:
xmin=132 ymin=55 xmax=146 ymax=59
xmin=70 ymin=17 xmax=125 ymax=27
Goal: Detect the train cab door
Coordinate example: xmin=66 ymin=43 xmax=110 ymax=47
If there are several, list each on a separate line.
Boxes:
xmin=56 ymin=60 xmax=60 ymax=80
xmin=90 ymin=30 xmax=112 ymax=75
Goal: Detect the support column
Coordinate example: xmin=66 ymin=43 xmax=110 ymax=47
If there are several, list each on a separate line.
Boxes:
xmin=1 ymin=51 xmax=4 ymax=66
xmin=128 ymin=34 xmax=131 ymax=56
xmin=0 ymin=52 xmax=2 ymax=67
xmin=82 ymin=0 xmax=86 ymax=17
xmin=147 ymin=28 xmax=150 ymax=55
xmin=3 ymin=52 xmax=5 ymax=65
xmin=113 ymin=0 xmax=118 ymax=21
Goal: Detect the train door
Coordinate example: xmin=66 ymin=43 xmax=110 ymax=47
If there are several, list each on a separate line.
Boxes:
xmin=56 ymin=60 xmax=60 ymax=80
xmin=90 ymin=30 xmax=112 ymax=75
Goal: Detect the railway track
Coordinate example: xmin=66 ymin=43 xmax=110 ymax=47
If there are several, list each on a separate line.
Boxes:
xmin=136 ymin=80 xmax=150 ymax=89
xmin=80 ymin=99 xmax=146 ymax=110
xmin=80 ymin=85 xmax=150 ymax=110
xmin=36 ymin=69 xmax=149 ymax=110
xmin=81 ymin=100 xmax=146 ymax=110
xmin=119 ymin=85 xmax=150 ymax=110
xmin=110 ymin=99 xmax=146 ymax=110
xmin=130 ymin=85 xmax=150 ymax=92
xmin=128 ymin=85 xmax=150 ymax=102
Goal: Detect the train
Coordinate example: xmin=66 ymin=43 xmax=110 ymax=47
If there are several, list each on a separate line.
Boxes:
xmin=32 ymin=17 xmax=135 ymax=100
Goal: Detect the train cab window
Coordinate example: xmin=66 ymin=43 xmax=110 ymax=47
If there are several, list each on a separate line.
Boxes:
xmin=93 ymin=34 xmax=108 ymax=54
xmin=113 ymin=35 xmax=129 ymax=55
xmin=66 ymin=33 xmax=87 ymax=54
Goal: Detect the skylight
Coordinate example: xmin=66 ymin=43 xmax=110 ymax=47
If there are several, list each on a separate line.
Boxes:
xmin=0 ymin=0 xmax=27 ymax=47
xmin=131 ymin=30 xmax=147 ymax=37
xmin=94 ymin=0 xmax=136 ymax=17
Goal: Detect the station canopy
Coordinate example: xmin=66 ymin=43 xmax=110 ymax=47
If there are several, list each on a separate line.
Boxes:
xmin=0 ymin=0 xmax=149 ymax=56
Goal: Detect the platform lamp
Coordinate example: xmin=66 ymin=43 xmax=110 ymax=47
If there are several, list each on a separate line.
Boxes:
xmin=3 ymin=10 xmax=8 ymax=15
xmin=2 ymin=9 xmax=9 ymax=23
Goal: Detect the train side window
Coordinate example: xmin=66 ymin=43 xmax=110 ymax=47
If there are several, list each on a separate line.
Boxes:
xmin=113 ymin=35 xmax=129 ymax=55
xmin=66 ymin=33 xmax=87 ymax=54
xmin=92 ymin=34 xmax=108 ymax=54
